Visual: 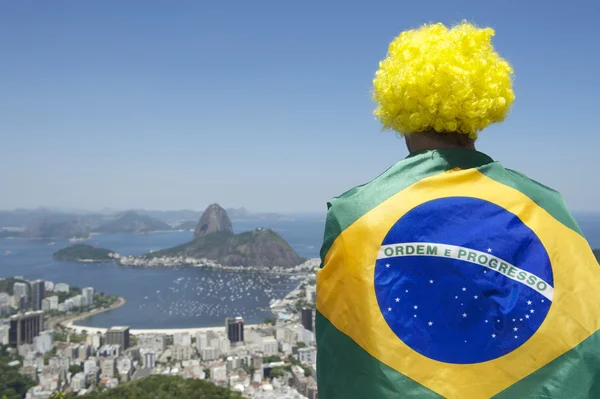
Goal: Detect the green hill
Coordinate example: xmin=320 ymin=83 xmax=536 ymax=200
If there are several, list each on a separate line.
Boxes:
xmin=53 ymin=244 xmax=116 ymax=262
xmin=147 ymin=228 xmax=305 ymax=267
xmin=74 ymin=375 xmax=242 ymax=399
xmin=94 ymin=211 xmax=172 ymax=234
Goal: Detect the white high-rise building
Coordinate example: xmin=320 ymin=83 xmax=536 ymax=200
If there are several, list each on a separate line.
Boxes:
xmin=33 ymin=331 xmax=53 ymax=354
xmin=64 ymin=298 xmax=74 ymax=311
xmin=48 ymin=296 xmax=58 ymax=310
xmin=298 ymin=347 xmax=317 ymax=365
xmin=54 ymin=283 xmax=69 ymax=293
xmin=210 ymin=335 xmax=230 ymax=355
xmin=82 ymin=287 xmax=94 ymax=307
xmin=172 ymin=345 xmax=194 ymax=361
xmin=0 ymin=293 xmax=10 ymax=315
xmin=140 ymin=349 xmax=156 ymax=369
xmin=201 ymin=347 xmax=218 ymax=361
xmin=262 ymin=337 xmax=278 ymax=355
xmin=41 ymin=298 xmax=52 ymax=311
xmin=196 ymin=332 xmax=208 ymax=350
xmin=100 ymin=357 xmax=116 ymax=378
xmin=44 ymin=281 xmax=55 ymax=292
xmin=13 ymin=282 xmax=28 ymax=308
xmin=72 ymin=295 xmax=83 ymax=308
xmin=71 ymin=372 xmax=86 ymax=391
xmin=173 ymin=332 xmax=191 ymax=347
xmin=84 ymin=358 xmax=98 ymax=375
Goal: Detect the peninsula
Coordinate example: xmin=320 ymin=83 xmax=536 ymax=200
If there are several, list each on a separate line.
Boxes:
xmin=123 ymin=204 xmax=305 ymax=268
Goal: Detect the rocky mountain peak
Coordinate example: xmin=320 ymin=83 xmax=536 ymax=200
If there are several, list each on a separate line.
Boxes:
xmin=194 ymin=203 xmax=233 ymax=239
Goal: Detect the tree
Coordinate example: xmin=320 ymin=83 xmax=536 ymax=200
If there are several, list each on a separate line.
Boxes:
xmin=0 ymin=346 xmax=36 ymax=399
xmin=69 ymin=364 xmax=83 ymax=376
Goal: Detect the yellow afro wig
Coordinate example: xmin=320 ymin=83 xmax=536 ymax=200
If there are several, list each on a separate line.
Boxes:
xmin=372 ymin=22 xmax=515 ymax=139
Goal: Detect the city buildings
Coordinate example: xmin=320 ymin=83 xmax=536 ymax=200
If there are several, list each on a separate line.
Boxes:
xmin=54 ymin=283 xmax=69 ymax=293
xmin=100 ymin=357 xmax=116 ymax=378
xmin=210 ymin=364 xmax=227 ymax=382
xmin=298 ymin=347 xmax=317 ymax=365
xmin=105 ymin=326 xmax=130 ymax=350
xmin=0 ymin=292 xmax=10 ymax=315
xmin=8 ymin=311 xmax=43 ymax=346
xmin=140 ymin=349 xmax=156 ymax=369
xmin=200 ymin=347 xmax=218 ymax=361
xmin=301 ymin=308 xmax=313 ymax=332
xmin=226 ymin=316 xmax=244 ymax=346
xmin=196 ymin=331 xmax=208 ymax=350
xmin=31 ymin=279 xmax=45 ymax=311
xmin=33 ymin=331 xmax=53 ymax=354
xmin=82 ymin=287 xmax=94 ymax=307
xmin=13 ymin=282 xmax=28 ymax=309
xmin=262 ymin=337 xmax=278 ymax=355
xmin=171 ymin=345 xmax=194 ymax=361
xmin=173 ymin=332 xmax=191 ymax=347
xmin=72 ymin=294 xmax=83 ymax=308
xmin=137 ymin=334 xmax=166 ymax=353
xmin=44 ymin=281 xmax=54 ymax=292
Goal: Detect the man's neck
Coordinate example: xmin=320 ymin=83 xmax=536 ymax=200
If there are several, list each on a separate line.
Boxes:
xmin=405 ymin=132 xmax=476 ymax=153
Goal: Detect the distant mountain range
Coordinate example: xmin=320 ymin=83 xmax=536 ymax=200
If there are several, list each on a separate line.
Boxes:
xmin=0 ymin=206 xmax=309 ymax=239
xmin=93 ymin=211 xmax=171 ymax=234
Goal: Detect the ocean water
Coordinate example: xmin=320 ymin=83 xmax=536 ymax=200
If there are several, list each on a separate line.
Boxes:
xmin=0 ymin=215 xmax=597 ymax=329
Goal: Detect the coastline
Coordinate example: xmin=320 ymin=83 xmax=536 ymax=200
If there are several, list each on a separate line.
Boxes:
xmin=55 ymin=296 xmax=126 ymax=331
xmin=63 ymin=323 xmax=267 ymax=336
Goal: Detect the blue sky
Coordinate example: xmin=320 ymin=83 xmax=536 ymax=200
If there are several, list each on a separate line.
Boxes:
xmin=1 ymin=0 xmax=598 ymax=213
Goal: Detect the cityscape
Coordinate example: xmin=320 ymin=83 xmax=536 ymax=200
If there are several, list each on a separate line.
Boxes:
xmin=0 ymin=268 xmax=319 ymax=399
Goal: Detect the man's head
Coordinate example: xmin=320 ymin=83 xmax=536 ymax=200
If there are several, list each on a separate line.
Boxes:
xmin=372 ymin=22 xmax=515 ymax=152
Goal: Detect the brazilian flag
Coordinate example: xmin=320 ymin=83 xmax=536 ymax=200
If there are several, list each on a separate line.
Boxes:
xmin=317 ymin=148 xmax=600 ymax=398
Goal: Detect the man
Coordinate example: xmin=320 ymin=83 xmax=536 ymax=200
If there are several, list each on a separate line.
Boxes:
xmin=316 ymin=22 xmax=600 ymax=399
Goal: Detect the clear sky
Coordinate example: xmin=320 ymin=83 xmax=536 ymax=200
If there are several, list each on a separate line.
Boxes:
xmin=1 ymin=0 xmax=598 ymax=213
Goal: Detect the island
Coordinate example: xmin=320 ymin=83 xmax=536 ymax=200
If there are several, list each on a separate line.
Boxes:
xmin=93 ymin=210 xmax=172 ymax=234
xmin=53 ymin=244 xmax=117 ymax=262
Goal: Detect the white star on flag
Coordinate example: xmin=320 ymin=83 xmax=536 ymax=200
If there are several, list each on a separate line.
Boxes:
xmin=405 ymin=290 xmax=409 ymax=293
xmin=497 ymin=319 xmax=500 ymax=323
xmin=455 ymin=296 xmax=458 ymax=299
xmin=542 ymin=299 xmax=545 ymax=303
xmin=513 ymin=327 xmax=518 ymax=331
xmin=515 ymin=335 xmax=518 ymax=339
xmin=428 ymin=321 xmax=433 ymax=326
xmin=530 ymin=309 xmax=535 ymax=313
xmin=512 ymin=319 xmax=516 ymax=322
xmin=520 ymin=318 xmax=523 ymax=321
xmin=387 ymin=307 xmax=392 ymax=311
xmin=414 ymin=314 xmax=417 ymax=318
xmin=462 ymin=313 xmax=467 ymax=318
xmin=492 ymin=334 xmax=496 ymax=338
xmin=462 ymin=287 xmax=466 ymax=291
xmin=527 ymin=300 xmax=532 ymax=305
xmin=386 ymin=263 xmax=390 ymax=268
xmin=525 ymin=315 xmax=530 ymax=319
xmin=485 ymin=320 xmax=488 ymax=323
xmin=487 ymin=248 xmax=492 ymax=253
xmin=395 ymin=297 xmax=400 ymax=302
xmin=474 ymin=295 xmax=478 ymax=299
xmin=429 ymin=280 xmax=434 ymax=284
xmin=414 ymin=305 xmax=418 ymax=309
